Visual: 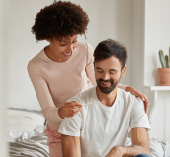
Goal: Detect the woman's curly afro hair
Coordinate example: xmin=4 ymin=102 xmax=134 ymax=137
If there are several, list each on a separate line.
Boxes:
xmin=32 ymin=1 xmax=89 ymax=41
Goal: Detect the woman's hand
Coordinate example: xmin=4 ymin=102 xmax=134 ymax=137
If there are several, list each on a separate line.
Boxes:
xmin=125 ymin=86 xmax=149 ymax=114
xmin=58 ymin=101 xmax=83 ymax=119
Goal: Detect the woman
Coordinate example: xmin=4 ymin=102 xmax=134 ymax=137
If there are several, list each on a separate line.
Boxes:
xmin=28 ymin=1 xmax=148 ymax=157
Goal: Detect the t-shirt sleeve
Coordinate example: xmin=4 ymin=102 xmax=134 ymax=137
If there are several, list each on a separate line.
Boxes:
xmin=58 ymin=112 xmax=82 ymax=137
xmin=27 ymin=61 xmax=62 ymax=124
xmin=85 ymin=43 xmax=96 ymax=86
xmin=58 ymin=96 xmax=84 ymax=136
xmin=130 ymin=97 xmax=151 ymax=130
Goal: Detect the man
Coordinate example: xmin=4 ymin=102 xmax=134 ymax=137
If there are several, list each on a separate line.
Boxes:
xmin=58 ymin=39 xmax=150 ymax=157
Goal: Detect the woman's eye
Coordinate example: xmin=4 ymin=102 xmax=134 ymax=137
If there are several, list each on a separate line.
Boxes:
xmin=72 ymin=40 xmax=77 ymax=44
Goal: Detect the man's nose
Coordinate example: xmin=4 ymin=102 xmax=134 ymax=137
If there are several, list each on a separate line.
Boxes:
xmin=102 ymin=73 xmax=110 ymax=80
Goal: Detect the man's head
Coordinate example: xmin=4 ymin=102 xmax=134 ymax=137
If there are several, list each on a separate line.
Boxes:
xmin=94 ymin=39 xmax=127 ymax=94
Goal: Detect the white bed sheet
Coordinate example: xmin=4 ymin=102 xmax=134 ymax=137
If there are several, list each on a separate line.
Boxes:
xmin=7 ymin=108 xmax=45 ymax=132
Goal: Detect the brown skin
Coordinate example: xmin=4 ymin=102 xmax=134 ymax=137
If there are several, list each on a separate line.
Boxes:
xmin=45 ymin=35 xmax=78 ymax=63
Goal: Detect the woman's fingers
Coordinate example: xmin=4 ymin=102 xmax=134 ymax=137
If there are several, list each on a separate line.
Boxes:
xmin=141 ymin=95 xmax=149 ymax=114
xmin=64 ymin=101 xmax=83 ymax=117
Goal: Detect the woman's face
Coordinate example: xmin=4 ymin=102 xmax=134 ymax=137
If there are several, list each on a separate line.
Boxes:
xmin=47 ymin=34 xmax=78 ymax=62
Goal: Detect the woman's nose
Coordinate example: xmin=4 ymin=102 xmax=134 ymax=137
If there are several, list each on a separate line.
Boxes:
xmin=67 ymin=44 xmax=73 ymax=52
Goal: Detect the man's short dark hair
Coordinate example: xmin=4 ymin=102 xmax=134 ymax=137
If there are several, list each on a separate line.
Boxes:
xmin=94 ymin=39 xmax=127 ymax=69
xmin=32 ymin=1 xmax=89 ymax=41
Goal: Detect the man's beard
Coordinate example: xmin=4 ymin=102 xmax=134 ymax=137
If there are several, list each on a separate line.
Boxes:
xmin=96 ymin=78 xmax=119 ymax=94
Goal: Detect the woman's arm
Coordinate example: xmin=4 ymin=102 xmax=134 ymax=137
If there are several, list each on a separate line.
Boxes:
xmin=85 ymin=43 xmax=97 ymax=86
xmin=28 ymin=61 xmax=62 ymax=123
xmin=28 ymin=61 xmax=82 ymax=123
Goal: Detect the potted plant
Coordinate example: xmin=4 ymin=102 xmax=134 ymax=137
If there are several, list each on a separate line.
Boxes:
xmin=158 ymin=47 xmax=170 ymax=86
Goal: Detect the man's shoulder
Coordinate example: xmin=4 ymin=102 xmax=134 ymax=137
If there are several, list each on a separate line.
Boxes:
xmin=66 ymin=87 xmax=96 ymax=105
xmin=117 ymin=88 xmax=135 ymax=99
xmin=117 ymin=88 xmax=143 ymax=106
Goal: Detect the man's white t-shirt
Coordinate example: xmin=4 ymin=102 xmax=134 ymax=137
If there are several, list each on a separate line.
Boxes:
xmin=58 ymin=87 xmax=151 ymax=157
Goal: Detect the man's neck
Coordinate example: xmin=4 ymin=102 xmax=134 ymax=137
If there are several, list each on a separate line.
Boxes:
xmin=96 ymin=87 xmax=117 ymax=107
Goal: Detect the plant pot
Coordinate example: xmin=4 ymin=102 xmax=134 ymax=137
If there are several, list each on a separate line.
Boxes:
xmin=158 ymin=68 xmax=170 ymax=86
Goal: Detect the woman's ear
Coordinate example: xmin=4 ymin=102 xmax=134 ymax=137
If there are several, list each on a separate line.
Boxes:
xmin=121 ymin=65 xmax=127 ymax=77
xmin=46 ymin=39 xmax=51 ymax=42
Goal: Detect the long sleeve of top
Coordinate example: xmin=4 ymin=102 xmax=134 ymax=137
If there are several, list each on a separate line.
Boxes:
xmin=27 ymin=42 xmax=94 ymax=130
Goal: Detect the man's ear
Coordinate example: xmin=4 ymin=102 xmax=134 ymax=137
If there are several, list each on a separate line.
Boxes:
xmin=121 ymin=65 xmax=127 ymax=77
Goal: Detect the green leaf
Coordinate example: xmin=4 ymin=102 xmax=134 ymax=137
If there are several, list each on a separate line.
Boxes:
xmin=159 ymin=50 xmax=166 ymax=68
xmin=165 ymin=55 xmax=169 ymax=68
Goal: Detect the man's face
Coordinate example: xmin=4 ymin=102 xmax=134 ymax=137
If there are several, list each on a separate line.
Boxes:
xmin=95 ymin=56 xmax=126 ymax=94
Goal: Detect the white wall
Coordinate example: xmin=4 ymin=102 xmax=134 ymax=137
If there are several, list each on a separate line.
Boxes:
xmin=144 ymin=0 xmax=159 ymax=86
xmin=150 ymin=0 xmax=170 ymax=142
xmin=3 ymin=0 xmax=132 ymax=110
xmin=4 ymin=0 xmax=53 ymax=110
xmin=0 ymin=0 xmax=9 ymax=156
xmin=131 ymin=0 xmax=145 ymax=90
xmin=157 ymin=0 xmax=170 ymax=59
xmin=144 ymin=0 xmax=170 ymax=85
xmin=130 ymin=0 xmax=170 ymax=143
xmin=143 ymin=0 xmax=170 ymax=142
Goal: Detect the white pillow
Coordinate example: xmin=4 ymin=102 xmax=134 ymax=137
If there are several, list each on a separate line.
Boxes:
xmin=7 ymin=109 xmax=45 ymax=132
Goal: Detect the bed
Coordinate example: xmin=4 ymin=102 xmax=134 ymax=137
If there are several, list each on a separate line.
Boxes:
xmin=7 ymin=108 xmax=170 ymax=157
xmin=7 ymin=108 xmax=49 ymax=157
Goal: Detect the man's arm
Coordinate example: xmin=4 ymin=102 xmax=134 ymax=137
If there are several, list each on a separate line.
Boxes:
xmin=61 ymin=134 xmax=81 ymax=157
xmin=106 ymin=127 xmax=150 ymax=157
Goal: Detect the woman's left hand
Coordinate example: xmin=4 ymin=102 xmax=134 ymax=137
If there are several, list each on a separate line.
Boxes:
xmin=125 ymin=86 xmax=149 ymax=114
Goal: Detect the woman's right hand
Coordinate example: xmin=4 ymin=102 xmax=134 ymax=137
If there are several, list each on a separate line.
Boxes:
xmin=58 ymin=101 xmax=83 ymax=119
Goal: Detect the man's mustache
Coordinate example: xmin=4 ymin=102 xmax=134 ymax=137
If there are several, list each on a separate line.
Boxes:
xmin=98 ymin=79 xmax=114 ymax=84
